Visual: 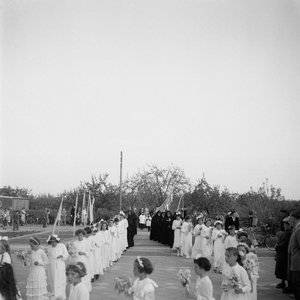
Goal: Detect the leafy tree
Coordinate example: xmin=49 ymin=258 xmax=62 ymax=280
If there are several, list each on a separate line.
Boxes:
xmin=0 ymin=185 xmax=33 ymax=198
xmin=123 ymin=164 xmax=191 ymax=209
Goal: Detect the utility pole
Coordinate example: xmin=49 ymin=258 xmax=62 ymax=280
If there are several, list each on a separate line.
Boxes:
xmin=119 ymin=151 xmax=123 ymax=212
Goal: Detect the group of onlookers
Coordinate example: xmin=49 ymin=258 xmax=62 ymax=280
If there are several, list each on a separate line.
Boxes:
xmin=0 ymin=207 xmax=28 ymax=230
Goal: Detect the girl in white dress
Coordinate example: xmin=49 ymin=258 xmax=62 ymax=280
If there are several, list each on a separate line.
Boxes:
xmin=114 ymin=218 xmax=122 ymax=260
xmin=84 ymin=227 xmax=95 ymax=283
xmin=0 ymin=263 xmax=22 ymax=300
xmin=185 ymin=256 xmax=215 ymax=300
xmin=119 ymin=212 xmax=128 ymax=253
xmin=201 ymin=219 xmax=213 ymax=259
xmin=100 ymin=222 xmax=111 ymax=270
xmin=67 ymin=262 xmax=89 ymax=300
xmin=220 ymin=247 xmax=251 ymax=300
xmin=68 ymin=229 xmax=91 ymax=292
xmin=108 ymin=219 xmax=118 ymax=265
xmin=90 ymin=226 xmax=104 ymax=280
xmin=212 ymin=221 xmax=227 ymax=273
xmin=224 ymin=226 xmax=238 ymax=249
xmin=191 ymin=217 xmax=204 ymax=259
xmin=172 ymin=212 xmax=183 ymax=256
xmin=237 ymin=242 xmax=259 ymax=300
xmin=26 ymin=237 xmax=48 ymax=300
xmin=46 ymin=235 xmax=69 ymax=300
xmin=132 ymin=257 xmax=158 ymax=300
xmin=181 ymin=215 xmax=193 ymax=259
xmin=0 ymin=239 xmax=12 ymax=264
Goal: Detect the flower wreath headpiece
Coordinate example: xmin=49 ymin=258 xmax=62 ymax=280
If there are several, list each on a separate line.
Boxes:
xmin=237 ymin=242 xmax=250 ymax=250
xmin=137 ymin=256 xmax=144 ymax=268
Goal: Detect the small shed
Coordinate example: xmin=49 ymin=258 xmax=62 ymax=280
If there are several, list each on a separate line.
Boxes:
xmin=0 ymin=196 xmax=30 ymax=210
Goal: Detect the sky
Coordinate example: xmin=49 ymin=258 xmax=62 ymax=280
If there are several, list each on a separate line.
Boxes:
xmin=1 ymin=0 xmax=300 ymax=199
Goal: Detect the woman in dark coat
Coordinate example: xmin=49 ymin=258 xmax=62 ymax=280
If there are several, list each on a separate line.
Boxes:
xmin=156 ymin=211 xmax=164 ymax=243
xmin=162 ymin=211 xmax=173 ymax=245
xmin=150 ymin=211 xmax=159 ymax=241
xmin=275 ymin=221 xmax=292 ymax=290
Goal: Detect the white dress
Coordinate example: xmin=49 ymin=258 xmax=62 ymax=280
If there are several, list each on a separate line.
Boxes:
xmin=244 ymin=253 xmax=259 ymax=300
xmin=86 ymin=236 xmax=95 ymax=280
xmin=212 ymin=229 xmax=226 ymax=270
xmin=47 ymin=243 xmax=69 ymax=299
xmin=132 ymin=277 xmax=158 ymax=300
xmin=220 ymin=264 xmax=251 ymax=300
xmin=108 ymin=225 xmax=118 ymax=263
xmin=172 ymin=219 xmax=183 ymax=249
xmin=26 ymin=248 xmax=48 ymax=300
xmin=191 ymin=224 xmax=204 ymax=258
xmin=114 ymin=223 xmax=121 ymax=259
xmin=90 ymin=232 xmax=104 ymax=276
xmin=70 ymin=239 xmax=91 ymax=292
xmin=181 ymin=221 xmax=193 ymax=256
xmin=201 ymin=225 xmax=212 ymax=258
xmin=68 ymin=281 xmax=89 ymax=300
xmin=195 ymin=276 xmax=215 ymax=300
xmin=100 ymin=230 xmax=111 ymax=269
xmin=119 ymin=218 xmax=128 ymax=252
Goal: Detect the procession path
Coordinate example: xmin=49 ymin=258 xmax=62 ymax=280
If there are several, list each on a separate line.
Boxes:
xmin=3 ymin=225 xmax=285 ymax=300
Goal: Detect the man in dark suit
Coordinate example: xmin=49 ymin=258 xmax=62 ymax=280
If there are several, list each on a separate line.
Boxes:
xmin=287 ymin=210 xmax=300 ymax=299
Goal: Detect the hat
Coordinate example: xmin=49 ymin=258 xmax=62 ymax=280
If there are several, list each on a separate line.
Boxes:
xmin=29 ymin=237 xmax=41 ymax=245
xmin=214 ymin=221 xmax=223 ymax=226
xmin=290 ymin=210 xmax=300 ymax=220
xmin=228 ymin=226 xmax=236 ymax=231
xmin=47 ymin=234 xmax=60 ymax=244
xmin=119 ymin=211 xmax=125 ymax=217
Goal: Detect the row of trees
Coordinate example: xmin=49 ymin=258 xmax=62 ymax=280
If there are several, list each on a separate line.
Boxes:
xmin=1 ymin=164 xmax=299 ymax=225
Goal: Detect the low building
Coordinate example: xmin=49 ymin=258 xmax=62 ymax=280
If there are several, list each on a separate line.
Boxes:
xmin=0 ymin=196 xmax=30 ymax=210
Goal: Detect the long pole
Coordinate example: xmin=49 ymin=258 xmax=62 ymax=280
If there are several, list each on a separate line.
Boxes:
xmin=119 ymin=151 xmax=123 ymax=212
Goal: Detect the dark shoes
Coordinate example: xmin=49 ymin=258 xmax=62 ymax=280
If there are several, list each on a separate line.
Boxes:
xmin=94 ymin=275 xmax=99 ymax=280
xmin=282 ymin=288 xmax=293 ymax=294
xmin=276 ymin=282 xmax=286 ymax=289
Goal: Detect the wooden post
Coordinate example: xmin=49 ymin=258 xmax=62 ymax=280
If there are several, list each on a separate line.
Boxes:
xmin=119 ymin=151 xmax=123 ymax=212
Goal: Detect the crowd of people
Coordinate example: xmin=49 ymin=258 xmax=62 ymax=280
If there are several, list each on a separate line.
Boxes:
xmin=1 ymin=206 xmax=300 ymax=300
xmin=148 ymin=209 xmax=258 ymax=300
xmin=0 ymin=208 xmax=143 ymax=300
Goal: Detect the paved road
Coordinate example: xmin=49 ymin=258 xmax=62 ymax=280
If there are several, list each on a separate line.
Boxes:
xmin=3 ymin=225 xmax=289 ymax=300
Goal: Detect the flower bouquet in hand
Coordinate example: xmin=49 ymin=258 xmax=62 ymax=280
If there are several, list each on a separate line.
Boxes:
xmin=228 ymin=270 xmax=241 ymax=289
xmin=115 ymin=276 xmax=134 ymax=297
xmin=14 ymin=250 xmax=29 ymax=267
xmin=177 ymin=269 xmax=191 ymax=287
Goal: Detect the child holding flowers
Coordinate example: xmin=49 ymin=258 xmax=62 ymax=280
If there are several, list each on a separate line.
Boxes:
xmin=172 ymin=212 xmax=183 ymax=256
xmin=181 ymin=215 xmax=193 ymax=259
xmin=237 ymin=241 xmax=259 ymax=300
xmin=220 ymin=247 xmax=251 ymax=300
xmin=191 ymin=216 xmax=204 ymax=259
xmin=132 ymin=256 xmax=158 ymax=300
xmin=184 ymin=256 xmax=215 ymax=300
xmin=26 ymin=237 xmax=49 ymax=300
xmin=212 ymin=221 xmax=227 ymax=273
xmin=66 ymin=262 xmax=89 ymax=300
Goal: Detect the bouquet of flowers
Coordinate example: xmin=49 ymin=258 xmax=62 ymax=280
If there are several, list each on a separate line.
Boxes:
xmin=115 ymin=276 xmax=134 ymax=297
xmin=177 ymin=269 xmax=191 ymax=287
xmin=228 ymin=270 xmax=241 ymax=288
xmin=14 ymin=250 xmax=29 ymax=267
xmin=65 ymin=242 xmax=73 ymax=251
